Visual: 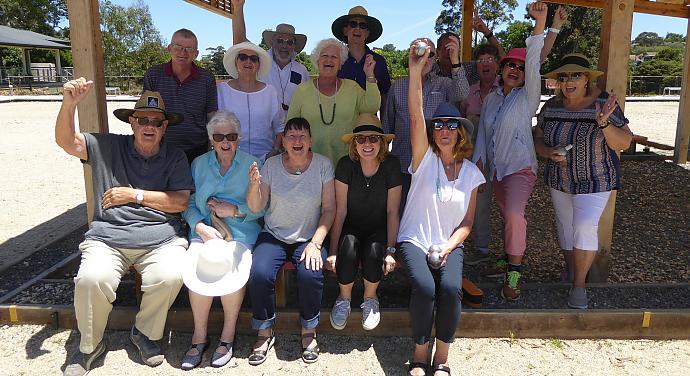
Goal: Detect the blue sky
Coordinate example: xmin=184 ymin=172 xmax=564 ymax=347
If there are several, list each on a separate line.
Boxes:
xmin=110 ymin=0 xmax=688 ymax=55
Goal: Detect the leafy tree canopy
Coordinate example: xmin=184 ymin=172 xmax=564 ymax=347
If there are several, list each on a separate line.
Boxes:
xmin=0 ymin=0 xmax=66 ymax=36
xmin=633 ymin=32 xmax=664 ymax=46
xmin=664 ymin=32 xmax=685 ymax=44
xmin=435 ymin=0 xmax=518 ymax=38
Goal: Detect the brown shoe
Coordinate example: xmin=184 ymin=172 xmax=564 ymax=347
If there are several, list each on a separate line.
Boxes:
xmin=501 ymin=270 xmax=522 ymax=301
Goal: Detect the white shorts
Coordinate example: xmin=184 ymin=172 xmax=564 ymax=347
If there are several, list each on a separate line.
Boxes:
xmin=549 ymin=188 xmax=611 ymax=251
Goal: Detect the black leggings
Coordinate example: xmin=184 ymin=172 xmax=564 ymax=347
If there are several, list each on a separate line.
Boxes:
xmin=336 ymin=227 xmax=386 ymax=285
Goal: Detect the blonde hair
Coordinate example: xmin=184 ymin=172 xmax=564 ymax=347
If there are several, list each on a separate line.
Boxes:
xmin=428 ymin=125 xmax=473 ymax=160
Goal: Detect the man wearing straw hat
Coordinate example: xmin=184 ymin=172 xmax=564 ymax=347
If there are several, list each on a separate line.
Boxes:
xmin=57 ymin=78 xmax=194 ymax=376
xmin=231 ymin=0 xmax=310 ymax=119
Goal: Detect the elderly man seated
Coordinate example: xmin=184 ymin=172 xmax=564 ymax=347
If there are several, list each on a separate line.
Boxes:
xmin=57 ymin=78 xmax=194 ymax=376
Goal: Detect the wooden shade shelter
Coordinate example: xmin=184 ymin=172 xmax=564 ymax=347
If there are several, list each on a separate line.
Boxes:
xmin=64 ymin=0 xmax=690 ymax=281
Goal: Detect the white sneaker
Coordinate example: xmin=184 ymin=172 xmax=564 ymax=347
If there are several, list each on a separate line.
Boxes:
xmin=330 ymin=297 xmax=351 ymax=330
xmin=361 ymin=298 xmax=380 ymax=331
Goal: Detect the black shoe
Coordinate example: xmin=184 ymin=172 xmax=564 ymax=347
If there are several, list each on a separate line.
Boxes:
xmin=63 ymin=340 xmax=106 ymax=376
xmin=433 ymin=364 xmax=451 ymax=375
xmin=180 ymin=340 xmax=209 ymax=370
xmin=129 ymin=325 xmax=164 ymax=367
xmin=301 ymin=332 xmax=320 ymax=364
xmin=248 ymin=331 xmax=274 ymax=366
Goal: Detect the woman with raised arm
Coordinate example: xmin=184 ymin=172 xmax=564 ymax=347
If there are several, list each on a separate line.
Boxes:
xmin=398 ymin=39 xmax=484 ymax=376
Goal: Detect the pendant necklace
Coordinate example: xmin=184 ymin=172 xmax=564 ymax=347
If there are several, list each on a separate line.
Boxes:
xmin=436 ymin=158 xmax=458 ymax=203
xmin=316 ymin=78 xmax=337 ymax=125
xmin=364 ymin=176 xmax=373 ymax=188
xmin=279 ymin=61 xmax=293 ymax=111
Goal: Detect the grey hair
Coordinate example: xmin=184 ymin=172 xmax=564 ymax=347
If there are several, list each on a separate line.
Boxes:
xmin=310 ymin=38 xmax=348 ymax=71
xmin=206 ymin=111 xmax=241 ymax=139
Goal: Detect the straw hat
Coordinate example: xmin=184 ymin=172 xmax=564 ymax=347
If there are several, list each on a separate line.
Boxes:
xmin=223 ymin=41 xmax=272 ymax=80
xmin=543 ymin=53 xmax=604 ymax=80
xmin=331 ymin=6 xmax=383 ymax=44
xmin=182 ymin=239 xmax=252 ymax=297
xmin=341 ymin=113 xmax=394 ymax=143
xmin=113 ymin=91 xmax=182 ymax=125
xmin=262 ymin=23 xmax=307 ymax=53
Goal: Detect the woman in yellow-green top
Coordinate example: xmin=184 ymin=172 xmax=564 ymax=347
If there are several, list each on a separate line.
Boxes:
xmin=288 ymin=38 xmax=380 ymax=165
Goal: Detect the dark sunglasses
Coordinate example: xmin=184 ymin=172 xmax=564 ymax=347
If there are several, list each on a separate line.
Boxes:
xmin=348 ymin=20 xmax=369 ymax=30
xmin=432 ymin=119 xmax=460 ymax=131
xmin=556 ymin=72 xmax=585 ymax=82
xmin=212 ymin=133 xmax=239 ymax=142
xmin=133 ymin=117 xmax=164 ymax=127
xmin=355 ymin=135 xmax=382 ymax=144
xmin=506 ymin=61 xmax=525 ymax=72
xmin=237 ymin=53 xmax=260 ymax=63
xmin=275 ymin=38 xmax=295 ymax=46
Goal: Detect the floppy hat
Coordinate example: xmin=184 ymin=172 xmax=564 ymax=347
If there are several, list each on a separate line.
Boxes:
xmin=341 ymin=113 xmax=394 ymax=143
xmin=499 ymin=48 xmax=526 ymax=65
xmin=223 ymin=41 xmax=272 ymax=80
xmin=543 ymin=53 xmax=604 ymax=80
xmin=331 ymin=6 xmax=383 ymax=44
xmin=262 ymin=23 xmax=307 ymax=53
xmin=113 ymin=91 xmax=183 ymax=126
xmin=426 ymin=102 xmax=474 ymax=136
xmin=182 ymin=238 xmax=252 ymax=297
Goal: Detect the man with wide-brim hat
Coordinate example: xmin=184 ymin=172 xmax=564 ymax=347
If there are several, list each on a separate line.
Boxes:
xmin=231 ymin=0 xmax=310 ymax=117
xmin=331 ymin=5 xmax=391 ymax=113
xmin=57 ymin=78 xmax=194 ymax=376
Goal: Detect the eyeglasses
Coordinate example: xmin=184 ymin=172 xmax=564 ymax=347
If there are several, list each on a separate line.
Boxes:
xmin=275 ymin=37 xmax=295 ymax=46
xmin=556 ymin=72 xmax=585 ymax=82
xmin=212 ymin=133 xmax=239 ymax=142
xmin=133 ymin=117 xmax=165 ymax=127
xmin=348 ymin=20 xmax=369 ymax=30
xmin=285 ymin=134 xmax=308 ymax=142
xmin=237 ymin=53 xmax=260 ymax=63
xmin=355 ymin=135 xmax=382 ymax=144
xmin=478 ymin=57 xmax=496 ymax=63
xmin=170 ymin=44 xmax=197 ymax=54
xmin=432 ymin=119 xmax=460 ymax=131
xmin=506 ymin=62 xmax=525 ymax=72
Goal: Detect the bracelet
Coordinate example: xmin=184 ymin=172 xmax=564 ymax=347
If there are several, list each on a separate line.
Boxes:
xmin=310 ymin=241 xmax=322 ymax=250
xmin=484 ymin=32 xmax=494 ymax=39
xmin=598 ymin=120 xmax=611 ymax=129
xmin=450 ymin=62 xmax=462 ymax=68
xmin=548 ymin=27 xmax=560 ymax=34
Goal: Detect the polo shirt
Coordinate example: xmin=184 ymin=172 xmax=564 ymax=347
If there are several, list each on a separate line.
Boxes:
xmin=82 ymin=133 xmax=194 ymax=250
xmin=338 ymin=46 xmax=391 ymax=95
xmin=143 ymin=61 xmax=218 ymax=153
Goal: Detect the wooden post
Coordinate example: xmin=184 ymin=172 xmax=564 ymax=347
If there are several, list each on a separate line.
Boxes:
xmin=460 ymin=0 xmax=474 ymax=62
xmin=591 ymin=0 xmax=634 ymax=283
xmin=673 ymin=18 xmax=690 ymax=164
xmin=54 ymin=49 xmax=63 ymax=82
xmin=66 ymin=0 xmax=109 ymax=222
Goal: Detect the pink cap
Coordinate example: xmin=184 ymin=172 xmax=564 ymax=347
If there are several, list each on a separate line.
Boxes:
xmin=499 ymin=48 xmax=526 ymax=65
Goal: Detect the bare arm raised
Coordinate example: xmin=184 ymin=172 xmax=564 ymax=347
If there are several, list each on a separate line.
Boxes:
xmin=231 ymin=0 xmax=248 ymax=44
xmin=408 ymin=39 xmax=433 ymax=173
xmin=55 ymin=77 xmax=92 ymax=161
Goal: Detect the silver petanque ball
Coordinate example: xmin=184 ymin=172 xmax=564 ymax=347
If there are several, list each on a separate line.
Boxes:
xmin=414 ymin=41 xmax=428 ymax=56
xmin=427 ymin=244 xmax=443 ymax=269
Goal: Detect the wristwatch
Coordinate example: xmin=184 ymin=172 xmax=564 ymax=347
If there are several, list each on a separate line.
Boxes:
xmin=385 ymin=246 xmax=397 ymax=255
xmin=450 ymin=62 xmax=463 ymax=68
xmin=135 ymin=189 xmax=144 ymax=204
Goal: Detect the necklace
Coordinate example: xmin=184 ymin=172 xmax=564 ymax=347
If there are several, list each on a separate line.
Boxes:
xmin=316 ymin=78 xmax=337 ymax=125
xmin=278 ymin=61 xmax=293 ymax=111
xmin=285 ymin=155 xmax=310 ymax=176
xmin=363 ymin=176 xmax=373 ymax=188
xmin=436 ymin=157 xmax=459 ymax=203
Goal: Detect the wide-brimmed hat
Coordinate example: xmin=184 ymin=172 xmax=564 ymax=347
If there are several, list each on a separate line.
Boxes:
xmin=341 ymin=113 xmax=394 ymax=143
xmin=223 ymin=41 xmax=272 ymax=80
xmin=182 ymin=238 xmax=252 ymax=297
xmin=426 ymin=102 xmax=474 ymax=136
xmin=543 ymin=53 xmax=604 ymax=80
xmin=263 ymin=23 xmax=307 ymax=53
xmin=331 ymin=6 xmax=383 ymax=44
xmin=499 ymin=48 xmax=527 ymax=65
xmin=113 ymin=91 xmax=182 ymax=126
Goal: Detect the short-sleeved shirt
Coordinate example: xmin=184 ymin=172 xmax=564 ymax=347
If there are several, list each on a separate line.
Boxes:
xmin=143 ymin=62 xmax=218 ymax=152
xmin=335 ymin=155 xmax=402 ymax=233
xmin=262 ymin=49 xmax=310 ymax=119
xmin=338 ymin=46 xmax=391 ymax=96
xmin=83 ymin=133 xmax=194 ymax=249
xmin=261 ymin=153 xmax=334 ymax=243
xmin=537 ymin=91 xmax=629 ymax=194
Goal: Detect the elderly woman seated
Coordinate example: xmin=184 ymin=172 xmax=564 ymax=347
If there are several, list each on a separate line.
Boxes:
xmin=181 ymin=111 xmax=263 ymax=370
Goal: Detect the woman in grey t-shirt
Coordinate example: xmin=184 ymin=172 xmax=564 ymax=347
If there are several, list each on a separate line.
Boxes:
xmin=246 ymin=118 xmax=335 ymax=365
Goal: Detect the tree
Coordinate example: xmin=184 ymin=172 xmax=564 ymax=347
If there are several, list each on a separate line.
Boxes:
xmin=633 ymin=32 xmax=664 ymax=46
xmin=198 ymin=46 xmax=226 ymax=76
xmin=540 ymin=6 xmax=602 ymax=72
xmin=374 ymin=48 xmax=408 ymax=78
xmin=495 ymin=20 xmax=531 ymax=51
xmin=664 ymin=32 xmax=685 ymax=44
xmin=295 ymin=51 xmax=315 ymax=75
xmin=435 ymin=0 xmax=518 ymax=36
xmin=381 ymin=43 xmax=396 ymax=52
xmin=0 ymin=0 xmax=66 ymax=36
xmin=655 ymin=47 xmax=682 ymax=62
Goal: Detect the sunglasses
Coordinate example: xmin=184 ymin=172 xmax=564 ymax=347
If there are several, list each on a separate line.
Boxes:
xmin=170 ymin=44 xmax=196 ymax=54
xmin=212 ymin=133 xmax=239 ymax=142
xmin=432 ymin=119 xmax=460 ymax=131
xmin=506 ymin=61 xmax=525 ymax=72
xmin=355 ymin=135 xmax=382 ymax=144
xmin=275 ymin=37 xmax=295 ymax=46
xmin=348 ymin=20 xmax=369 ymax=30
xmin=556 ymin=72 xmax=585 ymax=82
xmin=237 ymin=53 xmax=260 ymax=63
xmin=133 ymin=117 xmax=165 ymax=127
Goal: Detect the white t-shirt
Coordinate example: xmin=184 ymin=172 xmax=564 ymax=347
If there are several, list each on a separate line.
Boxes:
xmin=398 ymin=147 xmax=485 ymax=252
xmin=217 ymin=82 xmax=284 ymax=161
xmin=262 ymin=49 xmax=310 ymax=120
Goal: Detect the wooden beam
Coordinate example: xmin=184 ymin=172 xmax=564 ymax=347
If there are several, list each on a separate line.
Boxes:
xmin=460 ymin=0 xmax=474 ymax=62
xmin=67 ymin=0 xmax=108 ymax=223
xmin=182 ymin=0 xmax=234 ymax=19
xmin=673 ymin=18 xmax=690 ymax=163
xmin=544 ymin=0 xmax=690 ymax=18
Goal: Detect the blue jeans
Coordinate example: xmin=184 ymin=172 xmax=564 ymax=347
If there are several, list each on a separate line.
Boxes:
xmin=398 ymin=242 xmax=464 ymax=344
xmin=249 ymin=231 xmax=327 ymax=330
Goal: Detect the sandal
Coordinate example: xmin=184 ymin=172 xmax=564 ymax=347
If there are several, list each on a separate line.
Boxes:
xmin=248 ymin=331 xmax=274 ymax=366
xmin=432 ymin=364 xmax=451 ymax=375
xmin=180 ymin=340 xmax=209 ymax=371
xmin=210 ymin=340 xmax=233 ymax=368
xmin=301 ymin=332 xmax=320 ymax=364
xmin=408 ymin=362 xmax=429 ymax=375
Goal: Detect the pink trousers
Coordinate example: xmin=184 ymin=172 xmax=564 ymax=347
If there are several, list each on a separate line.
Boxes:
xmin=492 ymin=168 xmax=536 ymax=257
